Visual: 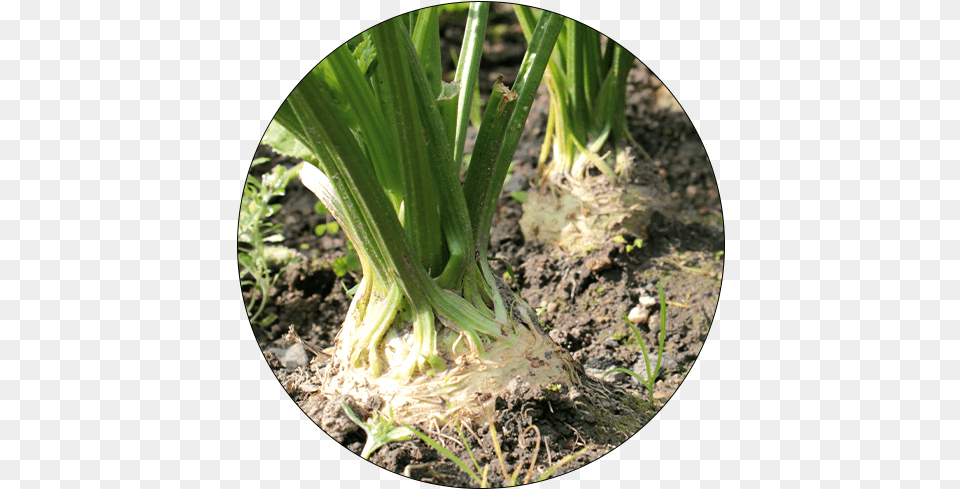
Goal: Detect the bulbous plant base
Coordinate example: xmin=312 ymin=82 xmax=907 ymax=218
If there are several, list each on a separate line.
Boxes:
xmin=319 ymin=312 xmax=581 ymax=426
xmin=519 ymin=173 xmax=671 ymax=253
xmin=322 ymin=318 xmax=580 ymax=425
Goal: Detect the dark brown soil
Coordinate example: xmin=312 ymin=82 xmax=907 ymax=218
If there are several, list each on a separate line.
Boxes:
xmin=240 ymin=5 xmax=722 ymax=487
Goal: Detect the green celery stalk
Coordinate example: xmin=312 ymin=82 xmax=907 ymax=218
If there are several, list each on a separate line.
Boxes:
xmin=451 ymin=2 xmax=489 ymax=169
xmin=396 ymin=26 xmax=475 ymax=290
xmin=467 ymin=11 xmax=564 ymax=254
xmin=371 ymin=18 xmax=444 ymax=276
xmin=567 ymin=20 xmax=589 ymax=144
xmin=582 ymin=28 xmax=603 ymax=105
xmin=325 ymin=45 xmax=404 ymax=209
xmin=273 ymin=70 xmax=432 ymax=305
xmin=411 ymin=7 xmax=442 ymax=98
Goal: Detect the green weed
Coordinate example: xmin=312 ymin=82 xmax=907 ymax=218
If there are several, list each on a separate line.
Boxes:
xmin=238 ymin=159 xmax=301 ymax=326
xmin=604 ymin=281 xmax=667 ymax=402
xmin=341 ymin=403 xmax=414 ymax=460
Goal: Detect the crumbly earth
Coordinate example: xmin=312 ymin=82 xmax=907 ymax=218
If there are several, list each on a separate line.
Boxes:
xmin=241 ymin=7 xmax=722 ymax=487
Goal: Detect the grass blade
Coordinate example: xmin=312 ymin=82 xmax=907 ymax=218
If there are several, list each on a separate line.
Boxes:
xmin=405 ymin=424 xmax=481 ymax=485
xmin=536 ymin=446 xmax=590 ymax=482
xmin=489 ymin=421 xmax=509 ymax=482
xmin=456 ymin=423 xmax=483 ymax=475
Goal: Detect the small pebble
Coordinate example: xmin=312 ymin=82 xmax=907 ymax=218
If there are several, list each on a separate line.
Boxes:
xmin=630 ymin=353 xmax=678 ymax=380
xmin=686 ymin=185 xmax=698 ymax=197
xmin=546 ymin=302 xmax=558 ymax=314
xmin=627 ymin=305 xmax=648 ymax=325
xmin=638 ymin=296 xmax=657 ymax=308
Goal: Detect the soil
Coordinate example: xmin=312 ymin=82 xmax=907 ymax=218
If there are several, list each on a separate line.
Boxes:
xmin=241 ymin=5 xmax=722 ymax=487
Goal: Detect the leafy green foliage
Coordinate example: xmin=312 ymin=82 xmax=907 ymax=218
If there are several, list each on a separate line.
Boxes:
xmin=238 ymin=161 xmax=302 ymax=325
xmin=351 ymin=33 xmax=377 ymax=75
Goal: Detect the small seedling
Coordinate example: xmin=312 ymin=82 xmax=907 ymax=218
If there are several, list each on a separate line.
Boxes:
xmin=613 ymin=235 xmax=642 ymax=252
xmin=332 ymin=242 xmax=362 ymax=278
xmin=341 ymin=402 xmax=414 ymax=460
xmin=604 ymin=281 xmax=667 ymax=402
xmin=314 ymin=221 xmax=340 ymax=237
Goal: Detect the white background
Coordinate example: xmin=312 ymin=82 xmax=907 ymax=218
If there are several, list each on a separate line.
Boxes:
xmin=6 ymin=0 xmax=954 ymax=485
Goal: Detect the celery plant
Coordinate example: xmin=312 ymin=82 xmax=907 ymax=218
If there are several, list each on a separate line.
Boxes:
xmin=514 ymin=5 xmax=638 ymax=182
xmin=259 ymin=5 xmax=578 ymax=424
xmin=513 ymin=6 xmax=668 ymax=254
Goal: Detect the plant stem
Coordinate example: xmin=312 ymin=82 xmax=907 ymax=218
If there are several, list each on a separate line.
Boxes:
xmin=452 ymin=2 xmax=489 ymax=170
xmin=397 ymin=26 xmax=475 ymax=290
xmin=371 ymin=18 xmax=444 ymax=276
xmin=465 ymin=11 xmax=564 ymax=256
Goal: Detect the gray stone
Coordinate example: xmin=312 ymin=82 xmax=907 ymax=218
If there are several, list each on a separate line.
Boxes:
xmin=282 ymin=343 xmax=309 ymax=370
xmin=648 ymin=313 xmax=661 ymax=334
